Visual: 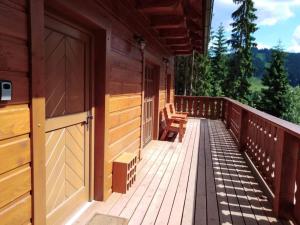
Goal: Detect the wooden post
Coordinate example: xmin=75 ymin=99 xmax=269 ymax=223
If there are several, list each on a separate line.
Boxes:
xmin=273 ymin=131 xmax=299 ymax=218
xmin=226 ymin=101 xmax=231 ymax=129
xmin=30 ymin=0 xmax=46 ymax=224
xmin=238 ymin=109 xmax=249 ymax=152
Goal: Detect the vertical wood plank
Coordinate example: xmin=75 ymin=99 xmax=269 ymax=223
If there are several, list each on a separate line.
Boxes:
xmin=30 ymin=0 xmax=46 ymax=224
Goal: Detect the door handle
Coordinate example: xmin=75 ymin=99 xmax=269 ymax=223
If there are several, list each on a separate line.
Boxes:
xmin=86 ymin=115 xmax=94 ymax=126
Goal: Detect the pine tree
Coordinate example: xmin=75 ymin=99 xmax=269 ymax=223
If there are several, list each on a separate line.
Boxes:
xmin=211 ymin=24 xmax=228 ymax=96
xmin=228 ymin=0 xmax=258 ymax=103
xmin=192 ymin=54 xmax=213 ymax=96
xmin=259 ymin=45 xmax=291 ymax=118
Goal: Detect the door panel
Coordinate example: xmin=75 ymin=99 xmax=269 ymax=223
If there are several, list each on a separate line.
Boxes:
xmin=143 ymin=65 xmax=155 ymax=146
xmin=44 ymin=15 xmax=91 ymax=224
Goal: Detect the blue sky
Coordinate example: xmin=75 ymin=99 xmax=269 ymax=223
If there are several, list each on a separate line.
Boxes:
xmin=211 ymin=0 xmax=300 ymax=52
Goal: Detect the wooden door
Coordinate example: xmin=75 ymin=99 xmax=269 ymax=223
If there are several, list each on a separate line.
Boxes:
xmin=44 ymin=16 xmax=91 ymax=225
xmin=143 ymin=65 xmax=156 ymax=146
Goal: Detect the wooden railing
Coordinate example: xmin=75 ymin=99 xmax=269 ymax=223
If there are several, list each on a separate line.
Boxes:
xmin=175 ymin=95 xmax=300 ymax=223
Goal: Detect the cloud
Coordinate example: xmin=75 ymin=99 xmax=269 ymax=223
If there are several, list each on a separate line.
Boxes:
xmin=215 ymin=0 xmax=300 ymax=26
xmin=256 ymin=43 xmax=271 ymax=49
xmin=288 ymin=25 xmax=300 ymax=53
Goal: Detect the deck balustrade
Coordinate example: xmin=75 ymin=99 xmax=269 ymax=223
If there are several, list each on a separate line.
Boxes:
xmin=175 ymin=95 xmax=300 ymax=224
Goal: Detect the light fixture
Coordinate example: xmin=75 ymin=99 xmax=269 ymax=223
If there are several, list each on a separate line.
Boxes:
xmin=134 ymin=34 xmax=146 ymax=50
xmin=162 ymin=57 xmax=169 ymax=66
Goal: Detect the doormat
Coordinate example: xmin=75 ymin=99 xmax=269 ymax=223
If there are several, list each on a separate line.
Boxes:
xmin=86 ymin=214 xmax=129 ymax=225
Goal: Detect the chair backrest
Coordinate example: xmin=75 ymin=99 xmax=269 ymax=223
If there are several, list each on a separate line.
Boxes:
xmin=169 ymin=103 xmax=175 ymax=113
xmin=163 ymin=107 xmax=172 ymax=126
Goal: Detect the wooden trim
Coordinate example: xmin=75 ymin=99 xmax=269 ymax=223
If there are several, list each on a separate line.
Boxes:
xmin=45 ymin=112 xmax=87 ymax=132
xmin=94 ymin=29 xmax=111 ymax=201
xmin=153 ymin=65 xmax=160 ymax=140
xmin=140 ymin=49 xmax=145 ymax=157
xmin=29 ymin=0 xmax=46 ymax=224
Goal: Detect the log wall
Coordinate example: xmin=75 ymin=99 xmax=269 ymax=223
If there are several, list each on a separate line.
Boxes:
xmin=0 ymin=0 xmax=32 ymax=224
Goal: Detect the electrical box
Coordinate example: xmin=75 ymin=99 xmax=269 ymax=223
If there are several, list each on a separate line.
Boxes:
xmin=0 ymin=81 xmax=12 ymax=101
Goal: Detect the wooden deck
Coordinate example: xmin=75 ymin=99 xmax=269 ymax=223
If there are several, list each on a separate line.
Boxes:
xmin=72 ymin=119 xmax=282 ymax=225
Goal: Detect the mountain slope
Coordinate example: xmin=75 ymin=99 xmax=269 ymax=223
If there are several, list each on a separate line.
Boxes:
xmin=252 ymin=48 xmax=300 ymax=86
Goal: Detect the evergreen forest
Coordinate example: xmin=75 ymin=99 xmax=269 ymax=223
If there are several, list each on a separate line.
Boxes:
xmin=175 ymin=0 xmax=300 ymax=124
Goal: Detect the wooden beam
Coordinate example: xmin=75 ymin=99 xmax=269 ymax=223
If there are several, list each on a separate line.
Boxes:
xmin=187 ymin=19 xmax=202 ymax=32
xmin=159 ymin=28 xmax=188 ymax=38
xmin=170 ymin=45 xmax=192 ymax=51
xmin=166 ymin=37 xmax=190 ymax=46
xmin=29 ymin=0 xmax=46 ymax=224
xmin=151 ymin=15 xmax=186 ymax=29
xmin=174 ymin=50 xmax=193 ymax=55
xmin=137 ymin=0 xmax=183 ymax=15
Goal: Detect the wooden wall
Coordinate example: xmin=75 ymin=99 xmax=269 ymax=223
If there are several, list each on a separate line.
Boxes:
xmin=0 ymin=0 xmax=32 ymax=224
xmin=103 ymin=19 xmax=174 ymax=198
xmin=0 ymin=1 xmax=176 ymax=222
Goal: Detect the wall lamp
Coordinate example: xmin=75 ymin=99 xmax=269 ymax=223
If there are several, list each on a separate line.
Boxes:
xmin=162 ymin=57 xmax=169 ymax=66
xmin=134 ymin=34 xmax=146 ymax=50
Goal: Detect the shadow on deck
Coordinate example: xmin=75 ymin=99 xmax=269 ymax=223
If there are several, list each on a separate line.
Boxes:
xmin=72 ymin=119 xmax=283 ymax=225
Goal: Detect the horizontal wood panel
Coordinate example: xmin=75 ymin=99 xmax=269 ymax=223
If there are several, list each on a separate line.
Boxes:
xmin=109 ymin=95 xmax=141 ymax=113
xmin=110 ymin=67 xmax=141 ymax=83
xmin=0 ymin=38 xmax=28 ymax=72
xmin=0 ymin=105 xmax=30 ymax=140
xmin=108 ymin=128 xmax=140 ymax=161
xmin=0 ymin=194 xmax=31 ymax=225
xmin=109 ymin=81 xmax=141 ymax=96
xmin=0 ymin=72 xmax=29 ymax=105
xmin=109 ymin=117 xmax=141 ymax=144
xmin=0 ymin=2 xmax=27 ymax=40
xmin=109 ymin=106 xmax=141 ymax=129
xmin=111 ymin=34 xmax=141 ymax=61
xmin=0 ymin=135 xmax=30 ymax=175
xmin=106 ymin=138 xmax=140 ymax=177
xmin=110 ymin=51 xmax=142 ymax=73
xmin=0 ymin=164 xmax=31 ymax=208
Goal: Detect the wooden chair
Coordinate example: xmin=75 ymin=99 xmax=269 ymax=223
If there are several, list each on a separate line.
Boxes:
xmin=168 ymin=103 xmax=188 ymax=120
xmin=160 ymin=106 xmax=186 ymax=142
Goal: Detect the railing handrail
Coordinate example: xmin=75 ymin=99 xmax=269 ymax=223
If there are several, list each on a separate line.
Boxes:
xmin=175 ymin=95 xmax=300 ymax=138
xmin=222 ymin=97 xmax=300 ymax=138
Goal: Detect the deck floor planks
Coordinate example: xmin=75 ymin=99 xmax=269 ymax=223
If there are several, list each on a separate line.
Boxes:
xmin=119 ymin=141 xmax=173 ymax=219
xmin=140 ymin=121 xmax=196 ymax=225
xmin=71 ymin=119 xmax=284 ymax=225
xmin=154 ymin=119 xmax=197 ymax=225
xmin=181 ymin=119 xmax=201 ymax=225
xmin=167 ymin=119 xmax=200 ymax=225
xmin=210 ymin=121 xmax=281 ymax=225
xmin=108 ymin=141 xmax=170 ymax=216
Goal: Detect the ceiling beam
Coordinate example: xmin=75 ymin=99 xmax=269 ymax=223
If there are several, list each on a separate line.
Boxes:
xmin=165 ymin=37 xmax=190 ymax=46
xmin=170 ymin=45 xmax=192 ymax=51
xmin=151 ymin=15 xmax=185 ymax=29
xmin=137 ymin=0 xmax=183 ymax=15
xmin=159 ymin=28 xmax=188 ymax=38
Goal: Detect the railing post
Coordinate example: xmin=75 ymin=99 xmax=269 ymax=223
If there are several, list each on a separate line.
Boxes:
xmin=226 ymin=101 xmax=231 ymax=129
xmin=238 ymin=109 xmax=249 ymax=152
xmin=273 ymin=130 xmax=299 ymax=219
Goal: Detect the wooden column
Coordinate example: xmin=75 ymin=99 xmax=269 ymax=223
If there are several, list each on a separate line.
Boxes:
xmin=273 ymin=131 xmax=299 ymax=218
xmin=30 ymin=0 xmax=46 ymax=224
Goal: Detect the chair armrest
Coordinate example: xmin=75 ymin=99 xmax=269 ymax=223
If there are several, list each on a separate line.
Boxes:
xmin=176 ymin=112 xmax=188 ymax=116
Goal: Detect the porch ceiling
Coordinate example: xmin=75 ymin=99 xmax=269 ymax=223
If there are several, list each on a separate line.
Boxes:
xmin=135 ymin=0 xmax=213 ymax=55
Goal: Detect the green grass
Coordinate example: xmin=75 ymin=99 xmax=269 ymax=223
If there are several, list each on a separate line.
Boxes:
xmin=249 ymin=77 xmax=265 ymax=92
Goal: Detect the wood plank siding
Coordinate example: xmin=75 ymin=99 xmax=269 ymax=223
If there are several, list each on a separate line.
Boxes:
xmin=0 ymin=1 xmax=32 ymax=224
xmin=73 ymin=119 xmax=282 ymax=225
xmin=0 ymin=0 xmax=176 ymax=223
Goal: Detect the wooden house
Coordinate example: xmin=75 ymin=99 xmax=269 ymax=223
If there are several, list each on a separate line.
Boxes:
xmin=0 ymin=0 xmax=213 ymax=224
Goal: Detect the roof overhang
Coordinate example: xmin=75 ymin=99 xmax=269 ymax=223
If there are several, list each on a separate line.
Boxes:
xmin=136 ymin=0 xmax=214 ymax=55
